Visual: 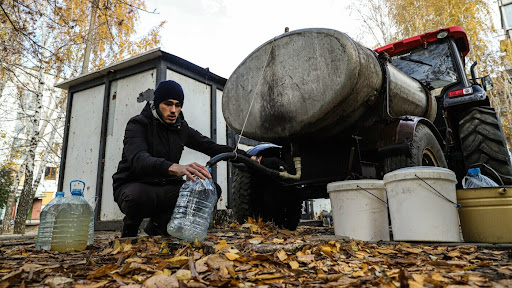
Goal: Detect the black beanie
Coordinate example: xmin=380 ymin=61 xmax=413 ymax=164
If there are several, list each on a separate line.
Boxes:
xmin=153 ymin=80 xmax=184 ymax=107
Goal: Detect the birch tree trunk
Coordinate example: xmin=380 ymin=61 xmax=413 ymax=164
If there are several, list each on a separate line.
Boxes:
xmin=13 ymin=77 xmax=42 ymax=234
xmin=1 ymin=159 xmax=25 ymax=234
xmin=32 ymin=108 xmax=65 ymax=195
xmin=12 ymin=7 xmax=47 ymax=234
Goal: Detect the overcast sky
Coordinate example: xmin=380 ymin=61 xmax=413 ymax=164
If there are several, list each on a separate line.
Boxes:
xmin=137 ymin=0 xmax=360 ymax=78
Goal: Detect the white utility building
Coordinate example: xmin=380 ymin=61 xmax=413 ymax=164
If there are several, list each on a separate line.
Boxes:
xmin=55 ymin=49 xmax=240 ymax=229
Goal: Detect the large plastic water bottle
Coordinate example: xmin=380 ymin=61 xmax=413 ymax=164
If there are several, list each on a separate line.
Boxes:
xmin=462 ymin=168 xmax=499 ymax=188
xmin=167 ymin=176 xmax=218 ymax=242
xmin=51 ymin=181 xmax=92 ymax=252
xmin=35 ymin=192 xmax=65 ymax=251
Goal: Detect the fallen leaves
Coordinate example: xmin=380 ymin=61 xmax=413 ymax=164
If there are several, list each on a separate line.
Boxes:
xmin=0 ymin=222 xmax=511 ymax=287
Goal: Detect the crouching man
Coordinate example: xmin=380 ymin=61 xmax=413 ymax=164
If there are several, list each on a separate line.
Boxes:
xmin=112 ymin=80 xmax=281 ymax=237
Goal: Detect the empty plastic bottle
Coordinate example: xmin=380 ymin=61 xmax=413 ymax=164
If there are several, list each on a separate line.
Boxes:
xmin=35 ymin=192 xmax=65 ymax=251
xmin=462 ymin=168 xmax=499 ymax=188
xmin=51 ymin=180 xmax=92 ymax=252
xmin=167 ymin=176 xmax=218 ymax=243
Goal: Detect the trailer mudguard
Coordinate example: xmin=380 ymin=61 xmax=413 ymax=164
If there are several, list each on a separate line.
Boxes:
xmin=376 ymin=116 xmax=445 ymax=157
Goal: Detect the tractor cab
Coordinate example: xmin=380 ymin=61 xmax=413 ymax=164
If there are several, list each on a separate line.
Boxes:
xmin=375 ymin=26 xmax=490 ymax=108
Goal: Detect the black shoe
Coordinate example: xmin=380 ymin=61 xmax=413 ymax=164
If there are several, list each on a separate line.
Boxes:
xmin=144 ymin=218 xmax=169 ymax=236
xmin=121 ymin=223 xmax=140 ymax=238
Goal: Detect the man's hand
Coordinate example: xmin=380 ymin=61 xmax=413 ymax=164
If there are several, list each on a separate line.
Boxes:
xmin=169 ymin=162 xmax=211 ymax=181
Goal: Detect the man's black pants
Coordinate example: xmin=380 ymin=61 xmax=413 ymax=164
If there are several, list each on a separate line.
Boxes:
xmin=114 ymin=181 xmax=222 ymax=235
xmin=114 ymin=182 xmax=183 ymax=231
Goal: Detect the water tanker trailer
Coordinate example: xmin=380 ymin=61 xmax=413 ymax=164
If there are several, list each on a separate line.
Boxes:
xmin=214 ymin=27 xmax=512 ymax=230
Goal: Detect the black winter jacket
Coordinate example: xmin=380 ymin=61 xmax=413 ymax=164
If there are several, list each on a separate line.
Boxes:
xmin=112 ymin=102 xmax=241 ymax=191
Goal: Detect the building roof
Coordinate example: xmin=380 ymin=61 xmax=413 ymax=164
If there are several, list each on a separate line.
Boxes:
xmin=55 ymin=48 xmax=226 ymax=90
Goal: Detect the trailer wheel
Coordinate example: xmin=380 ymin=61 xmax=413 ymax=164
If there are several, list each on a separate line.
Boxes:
xmin=273 ymin=191 xmax=303 ymax=231
xmin=383 ymin=123 xmax=447 ymax=173
xmin=232 ymin=169 xmax=261 ymax=223
xmin=459 ymin=106 xmax=512 ymax=184
xmin=232 ymin=168 xmax=303 ymax=230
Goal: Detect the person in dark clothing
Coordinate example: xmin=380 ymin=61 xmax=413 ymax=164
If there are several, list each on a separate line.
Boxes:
xmin=113 ymin=80 xmax=282 ymax=237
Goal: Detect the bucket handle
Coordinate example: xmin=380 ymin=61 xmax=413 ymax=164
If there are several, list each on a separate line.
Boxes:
xmin=356 ymin=185 xmax=388 ymax=207
xmin=414 ymin=175 xmax=461 ymax=209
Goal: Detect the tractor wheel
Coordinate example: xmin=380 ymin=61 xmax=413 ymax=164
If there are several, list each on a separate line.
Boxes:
xmin=383 ymin=123 xmax=447 ymax=173
xmin=232 ymin=168 xmax=303 ymax=230
xmin=459 ymin=106 xmax=512 ymax=185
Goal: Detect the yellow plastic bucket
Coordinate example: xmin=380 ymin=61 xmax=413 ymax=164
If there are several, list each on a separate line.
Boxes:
xmin=457 ymin=187 xmax=512 ymax=243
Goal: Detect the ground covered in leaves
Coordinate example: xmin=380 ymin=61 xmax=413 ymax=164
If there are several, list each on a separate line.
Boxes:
xmin=1 ymin=220 xmax=512 ymax=287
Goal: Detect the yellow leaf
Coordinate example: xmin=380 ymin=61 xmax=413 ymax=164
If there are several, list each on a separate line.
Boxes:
xmin=155 ymin=269 xmax=172 ymax=276
xmin=166 ymin=256 xmax=189 ymax=266
xmin=376 ymin=248 xmax=398 ymax=254
xmin=289 ymin=261 xmax=299 ymax=269
xmin=143 ymin=274 xmax=178 ymax=288
xmin=297 ymin=254 xmax=315 ymax=263
xmin=408 ymin=280 xmax=424 ymax=288
xmin=215 ymin=240 xmax=229 ymax=252
xmin=111 ymin=239 xmax=121 ymax=254
xmin=431 ymin=273 xmax=449 ymax=282
xmin=468 ymin=275 xmax=487 ymax=281
xmin=175 ymin=269 xmax=191 ymax=281
xmin=111 ymin=273 xmax=131 ymax=283
xmin=242 ymin=223 xmax=261 ymax=234
xmin=275 ymin=249 xmax=288 ymax=261
xmin=320 ymin=245 xmax=334 ymax=260
xmin=227 ymin=265 xmax=236 ymax=278
xmin=225 ymin=253 xmax=240 ymax=261
xmin=412 ymin=274 xmax=424 ymax=284
xmin=401 ymin=247 xmax=423 ymax=254
xmin=75 ymin=280 xmax=111 ymax=288
xmin=125 ymin=257 xmax=145 ymax=263
xmin=250 ymin=273 xmax=284 ymax=281
xmin=195 ymin=257 xmax=209 ymax=273
xmin=355 ymin=251 xmax=368 ymax=259
xmin=219 ymin=266 xmax=231 ymax=279
xmin=386 ymin=269 xmax=400 ymax=277
xmin=160 ymin=242 xmax=168 ymax=254
xmin=353 ymin=270 xmax=365 ymax=277
xmin=86 ymin=264 xmax=118 ymax=280
xmin=447 ymin=251 xmax=461 ymax=258
xmin=248 ymin=237 xmax=264 ymax=244
xmin=206 ymin=254 xmax=233 ymax=269
xmin=272 ymin=238 xmax=285 ymax=244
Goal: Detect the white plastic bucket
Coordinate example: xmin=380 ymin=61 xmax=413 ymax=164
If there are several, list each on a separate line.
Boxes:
xmin=327 ymin=180 xmax=389 ymax=241
xmin=383 ymin=167 xmax=460 ymax=242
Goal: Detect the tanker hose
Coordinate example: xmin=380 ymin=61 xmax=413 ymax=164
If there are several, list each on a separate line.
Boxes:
xmin=206 ymin=152 xmax=302 ymax=180
xmin=207 ymin=152 xmax=279 ymax=178
xmin=279 ymin=157 xmax=302 ymax=180
xmin=206 ymin=152 xmax=238 ymax=167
